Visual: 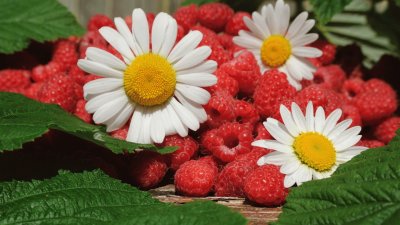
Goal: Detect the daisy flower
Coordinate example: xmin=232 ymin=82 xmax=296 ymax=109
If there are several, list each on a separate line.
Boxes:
xmin=77 ymin=9 xmax=217 ymax=144
xmin=233 ymin=0 xmax=322 ymax=90
xmin=253 ymin=102 xmax=367 ymax=188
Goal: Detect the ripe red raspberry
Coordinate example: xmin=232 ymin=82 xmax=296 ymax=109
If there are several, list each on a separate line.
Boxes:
xmin=197 ymin=155 xmax=221 ymax=170
xmin=23 ymin=82 xmax=43 ymax=100
xmin=352 ymin=79 xmax=397 ymax=125
xmin=207 ymin=67 xmax=239 ymax=96
xmin=52 ymin=40 xmax=78 ymax=70
xmin=253 ymin=70 xmax=297 ymax=118
xmin=208 ymin=45 xmax=232 ymax=66
xmin=217 ymin=33 xmax=234 ymax=50
xmin=233 ymin=100 xmax=259 ymax=127
xmin=373 ymin=117 xmax=400 ymax=144
xmin=204 ymin=90 xmax=236 ymax=128
xmin=215 ymin=159 xmax=256 ymax=197
xmin=250 ymin=123 xmax=273 ymax=153
xmin=0 ymin=69 xmax=31 ymax=92
xmin=341 ymin=78 xmax=365 ymax=101
xmin=220 ymin=51 xmax=261 ymax=96
xmin=68 ymin=65 xmax=86 ymax=85
xmin=310 ymin=65 xmax=346 ymax=91
xmin=243 ymin=165 xmax=288 ymax=206
xmin=87 ymin=14 xmax=114 ymax=31
xmin=79 ymin=31 xmax=108 ymax=58
xmin=110 ymin=124 xmax=129 ymax=140
xmin=310 ymin=40 xmax=336 ymax=65
xmin=174 ymin=160 xmax=218 ymax=197
xmin=163 ymin=135 xmax=199 ymax=171
xmin=37 ymin=74 xmax=79 ymax=112
xmin=357 ymin=139 xmax=385 ymax=149
xmin=201 ymin=122 xmax=253 ymax=163
xmin=130 ymin=151 xmax=168 ymax=190
xmin=235 ymin=148 xmax=271 ymax=164
xmin=198 ymin=3 xmax=234 ymax=32
xmin=341 ymin=104 xmax=362 ymax=127
xmin=31 ymin=62 xmax=63 ymax=82
xmin=83 ymin=74 xmax=101 ymax=84
xmin=176 ymin=25 xmax=185 ymax=42
xmin=74 ymin=99 xmax=92 ymax=123
xmin=173 ymin=4 xmax=198 ymax=32
xmin=225 ymin=12 xmax=251 ymax=35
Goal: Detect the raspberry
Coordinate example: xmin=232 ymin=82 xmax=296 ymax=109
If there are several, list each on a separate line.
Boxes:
xmin=243 ymin=165 xmax=288 ymax=206
xmin=68 ymin=65 xmax=86 ymax=85
xmin=173 ymin=4 xmax=198 ymax=32
xmin=37 ymin=74 xmax=79 ymax=112
xmin=31 ymin=61 xmax=63 ymax=82
xmin=174 ymin=160 xmax=218 ymax=197
xmin=176 ymin=25 xmax=185 ymax=42
xmin=110 ymin=124 xmax=129 ymax=140
xmin=198 ymin=3 xmax=234 ymax=32
xmin=79 ymin=31 xmax=107 ymax=58
xmin=310 ymin=40 xmax=336 ymax=65
xmin=197 ymin=155 xmax=221 ymax=170
xmin=163 ymin=135 xmax=198 ymax=171
xmin=201 ymin=122 xmax=253 ymax=163
xmin=0 ymin=69 xmax=30 ymax=92
xmin=311 ymin=65 xmax=346 ymax=91
xmin=130 ymin=151 xmax=168 ymax=190
xmin=233 ymin=100 xmax=259 ymax=127
xmin=373 ymin=117 xmax=400 ymax=144
xmin=87 ymin=14 xmax=114 ymax=31
xmin=208 ymin=44 xmax=232 ymax=66
xmin=341 ymin=104 xmax=362 ymax=127
xmin=52 ymin=40 xmax=78 ymax=70
xmin=225 ymin=12 xmax=251 ymax=35
xmin=357 ymin=139 xmax=385 ymax=149
xmin=235 ymin=148 xmax=271 ymax=164
xmin=250 ymin=123 xmax=273 ymax=153
xmin=74 ymin=100 xmax=92 ymax=123
xmin=23 ymin=82 xmax=43 ymax=100
xmin=352 ymin=79 xmax=397 ymax=125
xmin=220 ymin=51 xmax=261 ymax=96
xmin=253 ymin=70 xmax=297 ymax=118
xmin=207 ymin=67 xmax=239 ymax=96
xmin=204 ymin=90 xmax=236 ymax=128
xmin=341 ymin=78 xmax=365 ymax=101
xmin=217 ymin=33 xmax=234 ymax=50
xmin=83 ymin=74 xmax=101 ymax=84
xmin=215 ymin=159 xmax=256 ymax=197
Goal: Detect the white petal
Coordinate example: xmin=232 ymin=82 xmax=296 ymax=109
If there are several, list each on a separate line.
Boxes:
xmin=276 ymin=0 xmax=290 ymax=34
xmin=335 ymin=135 xmax=362 ymax=152
xmin=252 ymin=11 xmax=270 ymax=37
xmin=85 ymin=89 xmax=125 ymax=114
xmin=142 ymin=109 xmax=154 ymax=144
xmin=114 ymin=17 xmax=141 ymax=56
xmin=170 ymin=97 xmax=200 ymax=131
xmin=173 ymin=46 xmax=211 ymax=71
xmin=243 ymin=15 xmax=267 ymax=40
xmin=265 ymin=122 xmax=294 ymax=144
xmin=176 ymin=60 xmax=217 ymax=75
xmin=286 ymin=12 xmax=308 ymax=40
xmin=174 ymin=90 xmax=207 ymax=122
xmin=105 ymin=103 xmax=134 ymax=132
xmin=327 ymin=119 xmax=352 ymax=140
xmin=150 ymin=108 xmax=166 ymax=143
xmin=132 ymin=8 xmax=149 ymax=53
xmin=99 ymin=27 xmax=134 ymax=61
xmin=83 ymin=78 xmax=123 ymax=98
xmin=280 ymin=104 xmax=300 ymax=137
xmin=280 ymin=158 xmax=301 ymax=174
xmin=284 ymin=72 xmax=302 ymax=91
xmin=252 ymin=140 xmax=293 ymax=153
xmin=168 ymin=30 xmax=202 ymax=63
xmin=297 ymin=19 xmax=315 ymax=37
xmin=166 ymin=103 xmax=188 ymax=137
xmin=159 ymin=105 xmax=175 ymax=135
xmin=265 ymin=4 xmax=279 ymax=34
xmin=263 ymin=151 xmax=288 ymax=165
xmin=292 ymin=47 xmax=323 ymax=58
xmin=322 ymin=109 xmax=342 ymax=136
xmin=332 ymin=126 xmax=362 ymax=145
xmin=86 ymin=47 xmax=126 ymax=71
xmin=234 ymin=30 xmax=263 ymax=49
xmin=291 ymin=102 xmax=307 ymax=132
xmin=177 ymin=73 xmax=217 ymax=87
xmin=305 ymin=101 xmax=314 ymax=131
xmin=151 ymin=13 xmax=170 ymax=54
xmin=93 ymin=95 xmax=128 ymax=124
xmin=284 ymin=174 xmax=296 ymax=188
xmin=290 ymin=33 xmax=319 ymax=47
xmin=127 ymin=106 xmax=144 ymax=143
xmin=292 ymin=164 xmax=312 ymax=185
xmin=175 ymin=84 xmax=210 ymax=105
xmin=285 ymin=57 xmax=304 ymax=81
xmin=78 ymin=59 xmax=123 ymax=78
xmin=314 ymin=107 xmax=326 ymax=133
xmin=159 ymin=17 xmax=178 ymax=57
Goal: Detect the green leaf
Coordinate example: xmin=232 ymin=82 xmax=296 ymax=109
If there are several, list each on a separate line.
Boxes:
xmin=273 ymin=146 xmax=400 ymax=225
xmin=0 ymin=0 xmax=84 ymax=54
xmin=309 ymin=0 xmax=353 ymax=24
xmin=0 ymin=92 xmax=176 ymax=154
xmin=181 ymin=0 xmax=217 ymax=6
xmin=0 ymin=170 xmax=247 ymax=225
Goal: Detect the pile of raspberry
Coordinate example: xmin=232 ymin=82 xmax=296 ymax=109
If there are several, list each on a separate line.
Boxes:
xmin=1 ymin=3 xmax=399 ymax=207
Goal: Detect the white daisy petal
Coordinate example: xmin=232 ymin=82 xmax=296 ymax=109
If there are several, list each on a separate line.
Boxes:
xmin=114 ymin=17 xmax=141 ymax=56
xmin=305 ymin=101 xmax=314 ymax=131
xmin=292 ymin=46 xmax=323 ymax=58
xmin=280 ymin=157 xmax=301 ymax=174
xmin=285 ymin=57 xmax=304 ymax=80
xmin=277 ymin=1 xmax=290 ymax=34
xmin=159 ymin=17 xmax=178 ymax=57
xmin=263 ymin=151 xmax=288 ymax=165
xmin=85 ymin=89 xmax=125 ymax=114
xmin=265 ymin=122 xmax=294 ymax=144
xmin=150 ymin=108 xmax=166 ymax=143
xmin=177 ymin=73 xmax=217 ymax=87
xmin=265 ymin=4 xmax=279 ymax=34
xmin=99 ymin=27 xmax=134 ymax=61
xmin=173 ymin=46 xmax=211 ymax=71
xmin=280 ymin=104 xmax=300 ymax=137
xmin=291 ymin=102 xmax=307 ymax=132
xmin=105 ymin=103 xmax=134 ymax=132
xmin=322 ymin=109 xmax=342 ymax=135
xmin=252 ymin=140 xmax=293 ymax=153
xmin=168 ymin=30 xmax=202 ymax=63
xmin=93 ymin=95 xmax=128 ymax=124
xmin=78 ymin=59 xmax=123 ymax=78
xmin=83 ymin=78 xmax=123 ymax=98
xmin=127 ymin=106 xmax=144 ymax=143
xmin=233 ymin=35 xmax=262 ymax=49
xmin=166 ymin=103 xmax=188 ymax=137
xmin=284 ymin=174 xmax=296 ymax=188
xmin=290 ymin=33 xmax=319 ymax=47
xmin=86 ymin=47 xmax=126 ymax=71
xmin=176 ymin=60 xmax=217 ymax=75
xmin=284 ymin=72 xmax=302 ymax=91
xmin=151 ymin=12 xmax=170 ymax=54
xmin=286 ymin=12 xmax=308 ymax=40
xmin=132 ymin=8 xmax=149 ymax=53
xmin=170 ymin=97 xmax=200 ymax=131
xmin=296 ymin=19 xmax=315 ymax=37
xmin=327 ymin=119 xmax=352 ymax=140
xmin=174 ymin=91 xmax=207 ymax=122
xmin=252 ymin=12 xmax=270 ymax=37
xmin=159 ymin=105 xmax=175 ymax=135
xmin=293 ymin=164 xmax=311 ymax=185
xmin=243 ymin=16 xmax=267 ymax=40
xmin=332 ymin=126 xmax=362 ymax=145
xmin=314 ymin=107 xmax=326 ymax=133
xmin=140 ymin=108 xmax=152 ymax=144
xmin=175 ymin=84 xmax=210 ymax=105
xmin=335 ymin=135 xmax=362 ymax=152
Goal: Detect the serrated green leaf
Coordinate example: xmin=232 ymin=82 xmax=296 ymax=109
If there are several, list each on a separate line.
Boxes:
xmin=273 ymin=145 xmax=400 ymax=225
xmin=0 ymin=170 xmax=247 ymax=225
xmin=0 ymin=92 xmax=176 ymax=154
xmin=309 ymin=0 xmax=353 ymax=24
xmin=0 ymin=0 xmax=84 ymax=54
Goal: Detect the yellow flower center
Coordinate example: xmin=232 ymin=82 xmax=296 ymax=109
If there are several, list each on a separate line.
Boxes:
xmin=292 ymin=132 xmax=336 ymax=172
xmin=260 ymin=35 xmax=291 ymax=68
xmin=123 ymin=53 xmax=176 ymax=106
